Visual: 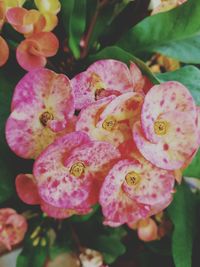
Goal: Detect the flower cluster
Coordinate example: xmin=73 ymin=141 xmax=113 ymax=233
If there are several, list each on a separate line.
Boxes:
xmin=0 ymin=0 xmax=60 ymax=70
xmin=0 ymin=208 xmax=27 ymax=250
xmin=6 ymin=60 xmax=200 ymax=230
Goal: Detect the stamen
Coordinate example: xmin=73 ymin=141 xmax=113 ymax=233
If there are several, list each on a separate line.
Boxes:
xmin=102 ymin=116 xmax=117 ymax=131
xmin=154 ymin=120 xmax=168 ymax=135
xmin=70 ymin=162 xmax=85 ymax=177
xmin=125 ymin=171 xmax=141 ymax=186
xmin=39 ymin=111 xmax=54 ymax=126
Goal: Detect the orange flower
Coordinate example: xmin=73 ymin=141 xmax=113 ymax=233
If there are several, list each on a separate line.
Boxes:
xmin=0 ymin=36 xmax=9 ymax=67
xmin=6 ymin=7 xmax=46 ymax=35
xmin=16 ymin=32 xmax=59 ymax=71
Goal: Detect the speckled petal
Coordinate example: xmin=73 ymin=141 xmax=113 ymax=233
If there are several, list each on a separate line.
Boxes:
xmin=71 ymin=59 xmax=133 ymax=109
xmin=34 ymin=132 xmax=120 ymax=209
xmin=141 ymin=81 xmax=197 ymax=143
xmin=15 ymin=174 xmax=41 ymax=205
xmin=129 ymin=62 xmax=145 ymax=93
xmin=122 ymin=157 xmax=175 ymax=205
xmin=40 ymin=201 xmax=91 ymax=219
xmin=99 ymin=160 xmax=151 ymax=226
xmin=133 ymin=113 xmax=199 ymax=170
xmin=76 ymin=96 xmax=115 ymax=136
xmin=92 ymin=92 xmax=143 ymax=147
xmin=6 ymin=69 xmax=74 ymax=159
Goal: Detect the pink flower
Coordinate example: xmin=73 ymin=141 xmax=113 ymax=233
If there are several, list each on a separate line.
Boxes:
xmin=76 ymin=92 xmax=144 ymax=151
xmin=71 ymin=60 xmax=152 ymax=110
xmin=6 ymin=68 xmax=74 ymax=159
xmin=133 ymin=81 xmax=199 ymax=170
xmin=16 ymin=174 xmax=90 ymax=219
xmin=16 ymin=32 xmax=59 ymax=71
xmin=99 ymin=157 xmax=174 ymax=226
xmin=33 ymin=131 xmax=120 ymax=211
xmin=0 ymin=208 xmax=27 ymax=250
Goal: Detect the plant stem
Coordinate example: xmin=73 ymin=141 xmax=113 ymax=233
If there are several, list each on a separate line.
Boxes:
xmin=80 ymin=0 xmax=109 ymax=59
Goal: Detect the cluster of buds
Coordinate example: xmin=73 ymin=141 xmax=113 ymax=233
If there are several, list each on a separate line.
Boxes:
xmin=5 ymin=60 xmax=200 ymax=234
xmin=0 ymin=0 xmax=60 ymax=70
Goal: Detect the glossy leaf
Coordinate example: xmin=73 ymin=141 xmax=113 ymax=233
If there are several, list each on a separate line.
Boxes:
xmin=183 ymin=150 xmax=200 ymax=179
xmin=117 ymin=0 xmax=200 ymax=63
xmin=168 ymin=183 xmax=196 ymax=267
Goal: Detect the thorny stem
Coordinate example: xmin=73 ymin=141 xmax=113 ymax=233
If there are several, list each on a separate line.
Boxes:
xmin=80 ymin=0 xmax=109 ymax=59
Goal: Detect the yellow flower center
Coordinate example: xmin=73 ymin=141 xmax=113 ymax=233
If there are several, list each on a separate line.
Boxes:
xmin=154 ymin=120 xmax=168 ymax=135
xmin=70 ymin=162 xmax=85 ymax=177
xmin=125 ymin=171 xmax=141 ymax=186
xmin=102 ymin=116 xmax=117 ymax=131
xmin=39 ymin=111 xmax=54 ymax=126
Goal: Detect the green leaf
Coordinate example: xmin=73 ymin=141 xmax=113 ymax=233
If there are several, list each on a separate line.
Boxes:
xmin=157 ymin=65 xmax=200 ymax=105
xmin=95 ymin=235 xmax=126 ymax=264
xmin=117 ymin=0 xmax=200 ymax=63
xmin=168 ymin=183 xmax=196 ymax=267
xmin=17 ymin=245 xmax=48 ymax=267
xmin=61 ymin=0 xmax=86 ymax=58
xmin=60 ymin=0 xmax=75 ymax=36
xmin=89 ymin=46 xmax=159 ymax=84
xmin=0 ymin=67 xmax=34 ymax=202
xmin=94 ymin=227 xmax=127 ymax=264
xmin=183 ymin=150 xmax=200 ymax=179
xmin=0 ymin=69 xmax=21 ymax=203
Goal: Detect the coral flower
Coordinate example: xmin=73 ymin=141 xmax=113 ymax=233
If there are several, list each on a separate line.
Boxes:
xmin=6 ymin=68 xmax=74 ymax=159
xmin=76 ymin=92 xmax=143 ymax=150
xmin=0 ymin=36 xmax=9 ymax=67
xmin=33 ymin=131 xmax=120 ymax=211
xmin=16 ymin=174 xmax=91 ymax=218
xmin=99 ymin=158 xmax=174 ymax=226
xmin=16 ymin=32 xmax=59 ymax=71
xmin=133 ymin=81 xmax=199 ymax=170
xmin=6 ymin=7 xmax=46 ymax=35
xmin=71 ymin=60 xmax=151 ymax=110
xmin=0 ymin=208 xmax=27 ymax=250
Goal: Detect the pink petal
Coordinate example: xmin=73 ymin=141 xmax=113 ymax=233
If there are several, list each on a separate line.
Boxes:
xmin=15 ymin=174 xmax=41 ymax=205
xmin=34 ymin=132 xmax=120 ymax=209
xmin=76 ymin=96 xmax=115 ymax=136
xmin=71 ymin=59 xmax=133 ymax=109
xmin=40 ymin=201 xmax=91 ymax=219
xmin=6 ymin=68 xmax=74 ymax=159
xmin=79 ymin=92 xmax=143 ymax=148
xmin=99 ymin=160 xmax=151 ymax=226
xmin=0 ymin=209 xmax=27 ymax=250
xmin=129 ymin=62 xmax=145 ymax=93
xmin=133 ymin=111 xmax=199 ymax=170
xmin=121 ymin=157 xmax=175 ymax=205
xmin=141 ymin=81 xmax=197 ymax=143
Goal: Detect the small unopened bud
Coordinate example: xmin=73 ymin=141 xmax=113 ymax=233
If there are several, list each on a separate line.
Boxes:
xmin=137 ymin=218 xmax=158 ymax=242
